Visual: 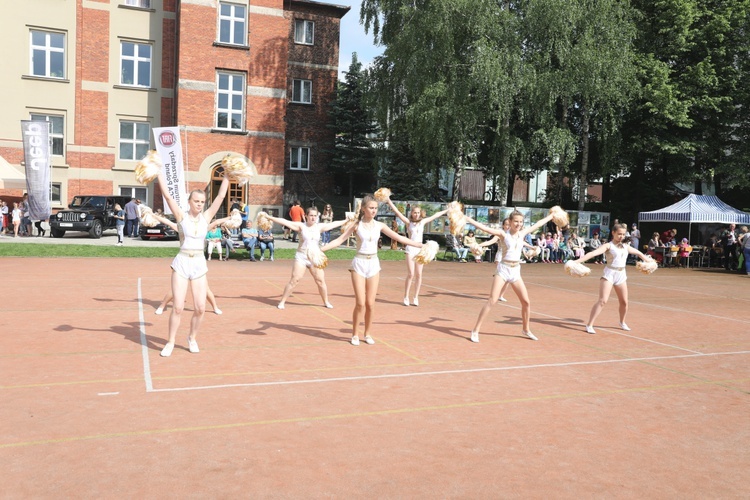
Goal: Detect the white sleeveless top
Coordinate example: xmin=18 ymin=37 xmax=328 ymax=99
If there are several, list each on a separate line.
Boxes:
xmin=356 ymin=221 xmax=381 ymax=254
xmin=607 ymin=243 xmax=629 ymax=268
xmin=297 ymin=223 xmax=320 ymax=252
xmin=405 ymin=221 xmax=425 ymax=256
xmin=179 ymin=213 xmax=209 ymax=252
xmin=499 ymin=231 xmax=524 ymax=262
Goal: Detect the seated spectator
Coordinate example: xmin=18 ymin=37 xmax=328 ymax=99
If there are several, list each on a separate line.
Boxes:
xmin=589 ymin=232 xmax=603 ymax=263
xmin=221 ymin=226 xmax=238 ymax=261
xmin=706 ymin=234 xmax=722 ymax=267
xmin=647 ymin=232 xmax=664 ymax=264
xmin=570 ymin=233 xmax=586 ymax=259
xmin=241 ymin=224 xmax=258 ymax=262
xmin=677 ymin=238 xmax=692 ymax=267
xmin=206 ymin=226 xmax=223 ymax=261
xmin=258 ymin=225 xmax=275 ymax=261
xmin=537 ymin=232 xmax=551 ymax=262
xmin=463 ymin=230 xmax=481 ymax=263
xmin=447 ymin=232 xmax=469 ymax=262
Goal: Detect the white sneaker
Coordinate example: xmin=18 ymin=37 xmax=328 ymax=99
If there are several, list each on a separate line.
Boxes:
xmin=187 ymin=337 xmax=199 ymax=353
xmin=585 ymin=325 xmax=596 ymax=334
xmin=325 ymin=302 xmax=333 ymax=309
xmin=470 ymin=331 xmax=479 ymax=343
xmin=620 ymin=322 xmax=631 ymax=331
xmin=412 ymin=298 xmax=419 ymax=307
xmin=277 ymin=303 xmax=285 ymax=310
xmin=260 ymin=256 xmax=264 ymax=261
xmin=364 ymin=335 xmax=375 ymax=345
xmin=351 ymin=336 xmax=360 ymax=346
xmin=523 ymin=330 xmax=538 ymax=341
xmin=403 ymin=298 xmax=410 ymax=306
xmin=499 ymin=297 xmax=507 ymax=302
xmin=155 ymin=307 xmax=164 ymax=315
xmin=214 ymin=308 xmax=223 ymax=315
xmin=160 ymin=343 xmax=174 ymax=357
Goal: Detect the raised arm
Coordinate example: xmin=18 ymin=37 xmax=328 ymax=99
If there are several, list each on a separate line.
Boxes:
xmin=386 ymin=198 xmax=410 ymax=225
xmin=421 ymin=208 xmax=448 ymax=226
xmin=464 ymin=216 xmax=505 ymax=238
xmin=519 ymin=213 xmax=554 ymax=238
xmin=380 ymin=222 xmax=422 ymax=248
xmin=157 ymin=169 xmax=185 ymax=222
xmin=152 ymin=213 xmax=178 ymax=232
xmin=204 ymin=174 xmax=230 ymax=221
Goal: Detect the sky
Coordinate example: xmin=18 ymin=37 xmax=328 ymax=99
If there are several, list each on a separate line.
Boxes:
xmin=334 ymin=0 xmax=383 ymax=79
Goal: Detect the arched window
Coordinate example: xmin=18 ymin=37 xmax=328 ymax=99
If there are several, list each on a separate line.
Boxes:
xmin=207 ymin=165 xmax=246 ymax=218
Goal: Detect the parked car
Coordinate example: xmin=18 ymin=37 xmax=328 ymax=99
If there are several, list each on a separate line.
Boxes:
xmin=139 ymin=214 xmax=178 ymax=240
xmin=49 ymin=195 xmax=132 ymax=239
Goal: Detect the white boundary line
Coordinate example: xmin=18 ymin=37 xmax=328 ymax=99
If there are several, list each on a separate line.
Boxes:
xmin=149 ymin=350 xmax=750 ymax=393
xmin=137 ymin=278 xmax=154 ymax=392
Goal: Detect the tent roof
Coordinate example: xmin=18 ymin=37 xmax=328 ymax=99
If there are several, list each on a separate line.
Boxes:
xmin=0 ymin=155 xmax=26 ymax=190
xmin=638 ymin=194 xmax=750 ymax=224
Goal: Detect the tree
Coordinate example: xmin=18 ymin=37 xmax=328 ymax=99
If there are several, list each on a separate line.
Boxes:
xmin=326 ymin=54 xmax=378 ymax=200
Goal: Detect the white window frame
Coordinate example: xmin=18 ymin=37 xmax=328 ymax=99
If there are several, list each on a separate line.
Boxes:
xmin=290 ymin=147 xmax=310 ymax=171
xmin=218 ymin=2 xmax=247 ymax=46
xmin=119 ymin=121 xmax=151 ymax=161
xmin=292 ymin=79 xmax=312 ymax=104
xmin=294 ymin=19 xmax=314 ymax=45
xmin=29 ymin=30 xmax=65 ymax=79
xmin=120 ymin=186 xmax=148 ymax=201
xmin=123 ymin=0 xmax=151 ymax=7
xmin=29 ymin=113 xmax=65 ymax=157
xmin=120 ymin=41 xmax=152 ymax=87
xmin=216 ymin=72 xmax=245 ymax=131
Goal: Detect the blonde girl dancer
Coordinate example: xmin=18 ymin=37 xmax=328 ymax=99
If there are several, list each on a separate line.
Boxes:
xmin=386 ymin=198 xmax=447 ymax=306
xmin=465 ymin=210 xmax=555 ymax=343
xmin=157 ymin=169 xmax=229 ymax=357
xmin=264 ymin=206 xmax=347 ymax=309
xmin=574 ymin=223 xmax=650 ymax=334
xmin=323 ymin=195 xmax=422 ymax=346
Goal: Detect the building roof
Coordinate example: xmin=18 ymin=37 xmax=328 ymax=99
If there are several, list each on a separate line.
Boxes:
xmin=638 ymin=194 xmax=750 ymax=224
xmin=289 ymin=0 xmax=351 ymax=17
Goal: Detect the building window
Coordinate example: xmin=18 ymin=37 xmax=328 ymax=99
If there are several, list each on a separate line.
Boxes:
xmin=292 ymin=79 xmax=312 ymax=104
xmin=29 ymin=114 xmax=65 ymax=156
xmin=216 ymin=72 xmax=245 ymax=130
xmin=290 ymin=147 xmax=310 ymax=171
xmin=119 ymin=186 xmax=148 ymax=200
xmin=120 ymin=41 xmax=152 ymax=87
xmin=30 ymin=30 xmax=65 ymax=79
xmin=123 ymin=0 xmax=151 ymax=7
xmin=218 ymin=2 xmax=247 ymax=45
xmin=294 ymin=20 xmax=314 ymax=45
xmin=119 ymin=121 xmax=151 ymax=160
xmin=51 ymin=183 xmax=62 ymax=204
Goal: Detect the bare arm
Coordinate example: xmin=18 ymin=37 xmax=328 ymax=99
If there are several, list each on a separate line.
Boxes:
xmin=386 ymin=198 xmax=410 ymax=225
xmin=381 ymin=222 xmax=422 ymax=248
xmin=519 ymin=213 xmax=554 ymax=238
xmin=627 ymin=245 xmax=650 ymax=261
xmin=204 ymin=175 xmax=230 ymax=221
xmin=263 ymin=213 xmax=303 ymax=232
xmin=152 ymin=213 xmax=178 ymax=231
xmin=319 ymin=218 xmax=348 ymax=232
xmin=157 ymin=169 xmax=184 ymax=222
xmin=464 ymin=216 xmax=505 ymax=238
xmin=421 ymin=208 xmax=448 ymax=225
xmin=576 ymin=242 xmax=610 ymax=263
xmin=479 ymin=235 xmax=499 ymax=248
xmin=208 ymin=217 xmax=230 ymax=231
xmin=321 ymin=223 xmax=357 ymax=252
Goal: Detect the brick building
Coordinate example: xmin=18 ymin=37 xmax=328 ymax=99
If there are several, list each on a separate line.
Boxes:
xmin=0 ymin=0 xmax=348 ymax=218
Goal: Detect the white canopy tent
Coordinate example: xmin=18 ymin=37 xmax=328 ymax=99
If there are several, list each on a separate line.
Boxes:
xmin=638 ymin=194 xmax=750 ymax=241
xmin=0 ymin=155 xmax=27 ymax=190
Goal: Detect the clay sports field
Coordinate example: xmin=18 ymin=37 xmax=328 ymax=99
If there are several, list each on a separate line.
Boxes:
xmin=1 ymin=255 xmax=748 ymax=497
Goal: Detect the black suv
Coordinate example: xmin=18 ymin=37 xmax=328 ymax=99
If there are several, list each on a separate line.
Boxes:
xmin=50 ymin=195 xmax=132 ymax=239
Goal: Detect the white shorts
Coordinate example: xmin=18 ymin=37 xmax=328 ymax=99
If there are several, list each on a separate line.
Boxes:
xmin=350 ymin=254 xmax=381 ymax=278
xmin=602 ymin=266 xmax=627 ymax=286
xmin=295 ymin=250 xmax=312 ymax=268
xmin=171 ymin=251 xmax=208 ymax=281
xmin=405 ymin=245 xmax=420 ymax=257
xmin=495 ymin=262 xmax=522 ymax=284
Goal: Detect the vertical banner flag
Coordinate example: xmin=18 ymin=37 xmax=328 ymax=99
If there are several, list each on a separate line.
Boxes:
xmin=20 ymin=120 xmax=52 ymax=220
xmin=152 ymin=126 xmax=188 ymax=213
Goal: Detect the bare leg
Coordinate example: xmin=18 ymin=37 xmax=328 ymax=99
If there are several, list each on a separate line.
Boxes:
xmin=612 ymin=283 xmax=629 ymax=328
xmin=362 ymin=273 xmax=380 ymax=339
xmin=206 ymin=286 xmax=222 ymax=314
xmin=498 ymin=281 xmax=510 ymax=301
xmin=187 ymin=275 xmax=207 ymax=347
xmin=156 ymin=290 xmax=172 ymax=314
xmin=403 ymin=254 xmax=416 ymax=305
xmin=351 ymin=271 xmax=367 ymax=342
xmin=309 ymin=267 xmax=333 ymax=307
xmin=586 ymin=278 xmax=614 ymax=333
xmin=278 ymin=260 xmax=308 ymax=309
xmin=163 ymin=271 xmax=189 ymax=355
xmin=509 ymin=278 xmax=535 ymax=338
xmin=412 ymin=261 xmax=424 ymax=305
xmin=470 ymin=274 xmax=507 ymax=341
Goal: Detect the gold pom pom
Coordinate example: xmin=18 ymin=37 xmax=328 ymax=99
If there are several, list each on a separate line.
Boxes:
xmin=564 ymin=260 xmax=591 ymax=277
xmin=374 ymin=188 xmax=391 ymax=202
xmin=447 ymin=201 xmax=466 ymax=235
xmin=135 ymin=150 xmax=161 ymax=185
xmin=414 ymin=240 xmax=439 ymax=264
xmin=468 ymin=243 xmax=485 ymax=257
xmin=221 ymin=154 xmax=253 ymax=185
xmin=636 ymin=258 xmax=658 ymax=274
xmin=307 ymin=245 xmax=329 ymax=269
xmin=138 ymin=205 xmax=159 ymax=228
xmin=549 ymin=206 xmax=569 ymax=229
xmin=523 ymin=246 xmax=541 ymax=260
xmin=223 ymin=209 xmax=242 ymax=229
xmin=256 ymin=211 xmax=273 ymax=232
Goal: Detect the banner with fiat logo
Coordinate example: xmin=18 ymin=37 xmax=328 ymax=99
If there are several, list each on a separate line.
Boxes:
xmin=20 ymin=120 xmax=52 ymax=220
xmin=153 ymin=126 xmax=188 ymax=213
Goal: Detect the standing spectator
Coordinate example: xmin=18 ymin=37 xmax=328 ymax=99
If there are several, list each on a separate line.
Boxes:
xmin=721 ymin=223 xmax=738 ymax=271
xmin=630 ymin=224 xmax=641 ymax=252
xmin=660 ymin=228 xmax=677 ymax=246
xmin=11 ymin=202 xmax=21 ymax=237
xmin=240 ymin=200 xmax=250 ymax=229
xmin=739 ymin=226 xmax=750 ymax=275
xmin=320 ymin=204 xmax=334 ymax=244
xmin=113 ymin=203 xmax=125 ymax=245
xmin=288 ymin=200 xmax=306 ymax=243
xmin=241 ymin=223 xmax=258 ymax=261
xmin=0 ymin=200 xmax=8 ymax=235
xmin=124 ymin=198 xmax=139 ymax=237
xmin=20 ymin=194 xmax=32 ymax=236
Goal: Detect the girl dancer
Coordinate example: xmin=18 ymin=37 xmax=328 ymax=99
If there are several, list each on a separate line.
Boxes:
xmin=323 ymin=195 xmax=422 ymax=346
xmin=263 ymin=207 xmax=346 ymax=309
xmin=385 ymin=197 xmax=447 ymax=306
xmin=157 ymin=168 xmax=229 ymax=357
xmin=574 ymin=223 xmax=650 ymax=334
xmin=466 ymin=210 xmax=556 ymax=343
